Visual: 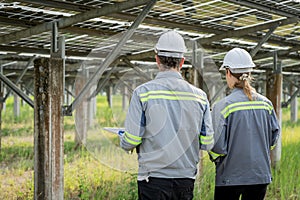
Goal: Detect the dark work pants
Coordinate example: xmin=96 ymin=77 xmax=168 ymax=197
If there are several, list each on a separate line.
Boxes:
xmin=138 ymin=177 xmax=195 ymax=200
xmin=214 ymin=184 xmax=268 ymax=200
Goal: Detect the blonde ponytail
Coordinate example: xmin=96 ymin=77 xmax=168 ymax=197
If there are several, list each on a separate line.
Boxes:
xmin=232 ymin=72 xmax=255 ymax=101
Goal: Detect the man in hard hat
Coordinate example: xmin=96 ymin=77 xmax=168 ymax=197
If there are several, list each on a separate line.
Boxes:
xmin=209 ymin=48 xmax=280 ymax=200
xmin=120 ymin=30 xmax=214 ymax=199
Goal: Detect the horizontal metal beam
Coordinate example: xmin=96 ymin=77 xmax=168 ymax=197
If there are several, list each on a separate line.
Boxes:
xmin=224 ymin=0 xmax=299 ymax=18
xmin=18 ymin=0 xmax=90 ymax=12
xmin=199 ymin=17 xmax=299 ymax=45
xmin=0 ymin=0 xmax=149 ymax=44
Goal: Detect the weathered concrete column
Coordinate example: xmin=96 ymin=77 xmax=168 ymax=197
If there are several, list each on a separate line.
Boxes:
xmin=266 ymin=56 xmax=282 ymax=168
xmin=34 ymin=57 xmax=64 ymax=200
xmin=290 ymin=83 xmax=298 ymax=123
xmin=0 ymin=70 xmax=3 ymax=153
xmin=192 ymin=42 xmax=205 ymax=175
xmin=75 ymin=68 xmax=88 ymax=147
xmin=14 ymin=91 xmax=20 ymax=117
xmin=106 ymin=85 xmax=113 ymax=108
xmin=122 ymin=86 xmax=128 ymax=111
xmin=2 ymin=87 xmax=6 ymax=112
xmin=88 ymin=85 xmax=97 ymax=127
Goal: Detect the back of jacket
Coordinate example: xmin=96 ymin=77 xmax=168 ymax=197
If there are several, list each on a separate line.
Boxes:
xmin=121 ymin=71 xmax=214 ymax=180
xmin=211 ymin=88 xmax=280 ymax=186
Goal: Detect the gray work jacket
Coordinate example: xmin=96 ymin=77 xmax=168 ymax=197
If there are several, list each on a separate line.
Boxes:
xmin=120 ymin=71 xmax=214 ymax=180
xmin=210 ymin=88 xmax=280 ymax=186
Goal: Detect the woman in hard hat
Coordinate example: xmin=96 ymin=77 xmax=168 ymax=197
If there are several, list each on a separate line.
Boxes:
xmin=120 ymin=30 xmax=214 ymax=199
xmin=209 ymin=48 xmax=280 ymax=200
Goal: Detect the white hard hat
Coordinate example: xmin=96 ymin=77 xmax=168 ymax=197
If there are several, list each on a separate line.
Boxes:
xmin=219 ymin=47 xmax=255 ymax=73
xmin=155 ymin=30 xmax=187 ymax=58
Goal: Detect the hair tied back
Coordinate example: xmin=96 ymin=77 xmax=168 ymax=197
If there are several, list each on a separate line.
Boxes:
xmin=239 ymin=73 xmax=250 ymax=81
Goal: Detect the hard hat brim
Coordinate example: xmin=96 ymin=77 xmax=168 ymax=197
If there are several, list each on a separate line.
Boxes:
xmin=219 ymin=65 xmax=253 ymax=73
xmin=156 ymin=50 xmax=184 ymax=58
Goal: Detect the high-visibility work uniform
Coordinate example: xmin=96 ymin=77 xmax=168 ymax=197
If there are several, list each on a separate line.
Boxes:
xmin=210 ymin=88 xmax=280 ymax=186
xmin=120 ymin=71 xmax=214 ymax=180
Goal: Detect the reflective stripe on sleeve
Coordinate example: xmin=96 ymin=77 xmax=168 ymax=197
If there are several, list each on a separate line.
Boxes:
xmin=200 ymin=134 xmax=214 ymax=145
xmin=209 ymin=151 xmax=225 ymax=160
xmin=271 ymin=144 xmax=276 ymax=150
xmin=124 ymin=131 xmax=142 ymax=146
xmin=221 ymin=101 xmax=273 ymax=118
xmin=139 ymin=90 xmax=207 ymax=105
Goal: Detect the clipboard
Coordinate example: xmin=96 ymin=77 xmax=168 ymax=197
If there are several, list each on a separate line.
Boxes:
xmin=103 ymin=127 xmax=125 ymax=136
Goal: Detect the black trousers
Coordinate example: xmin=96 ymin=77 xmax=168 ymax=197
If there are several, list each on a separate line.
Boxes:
xmin=214 ymin=184 xmax=268 ymax=200
xmin=138 ymin=177 xmax=195 ymax=200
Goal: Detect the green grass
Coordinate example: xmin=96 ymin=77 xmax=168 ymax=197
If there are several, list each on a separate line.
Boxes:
xmin=0 ymin=95 xmax=299 ymax=199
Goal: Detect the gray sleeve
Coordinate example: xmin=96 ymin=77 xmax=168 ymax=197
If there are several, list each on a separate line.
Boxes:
xmin=270 ymin=108 xmax=280 ymax=150
xmin=199 ymin=100 xmax=214 ymax=151
xmin=209 ymin=102 xmax=228 ymax=161
xmin=120 ymin=90 xmax=145 ymax=151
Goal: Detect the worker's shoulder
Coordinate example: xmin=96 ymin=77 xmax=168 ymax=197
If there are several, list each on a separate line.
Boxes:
xmin=254 ymin=92 xmax=273 ymax=105
xmin=132 ymin=79 xmax=159 ymax=94
xmin=185 ymin=82 xmax=208 ymax=97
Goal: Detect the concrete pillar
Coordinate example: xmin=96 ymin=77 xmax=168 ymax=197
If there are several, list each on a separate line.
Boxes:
xmin=88 ymin=85 xmax=97 ymax=126
xmin=0 ymin=70 xmax=3 ymax=153
xmin=122 ymin=86 xmax=128 ymax=111
xmin=290 ymin=84 xmax=298 ymax=123
xmin=75 ymin=68 xmax=88 ymax=147
xmin=2 ymin=87 xmax=6 ymax=112
xmin=14 ymin=91 xmax=20 ymax=117
xmin=106 ymin=85 xmax=113 ymax=108
xmin=34 ymin=57 xmax=64 ymax=200
xmin=266 ymin=58 xmax=282 ymax=168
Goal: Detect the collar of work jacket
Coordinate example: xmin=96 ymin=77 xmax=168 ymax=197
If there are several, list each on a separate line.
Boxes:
xmin=231 ymin=87 xmax=242 ymax=94
xmin=155 ymin=70 xmax=183 ymax=80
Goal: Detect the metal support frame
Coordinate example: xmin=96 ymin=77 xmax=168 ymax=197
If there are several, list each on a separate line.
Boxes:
xmin=282 ymin=76 xmax=300 ymax=107
xmin=209 ymin=84 xmax=227 ymax=105
xmin=199 ymin=17 xmax=298 ymax=45
xmin=64 ymin=0 xmax=157 ymax=116
xmin=114 ymin=74 xmax=134 ymax=94
xmin=122 ymin=57 xmax=152 ymax=81
xmin=0 ymin=73 xmax=34 ymax=108
xmin=65 ymin=87 xmax=75 ymax=98
xmin=224 ymin=0 xmax=299 ymax=18
xmin=192 ymin=41 xmax=204 ymax=89
xmin=87 ymin=60 xmax=120 ymax=100
xmin=0 ymin=0 xmax=150 ymax=44
xmin=282 ymin=83 xmax=300 ymax=108
xmin=250 ymin=24 xmax=279 ymax=57
xmin=3 ymin=55 xmax=36 ymax=101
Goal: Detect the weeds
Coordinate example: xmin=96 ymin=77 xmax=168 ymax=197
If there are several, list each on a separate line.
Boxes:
xmin=0 ymin=96 xmax=299 ymax=199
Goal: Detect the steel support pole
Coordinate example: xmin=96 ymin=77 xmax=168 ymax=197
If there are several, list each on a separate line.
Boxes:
xmin=13 ymin=88 xmax=20 ymax=117
xmin=266 ymin=52 xmax=282 ymax=168
xmin=64 ymin=0 xmax=157 ymax=116
xmin=106 ymin=84 xmax=113 ymax=108
xmin=0 ymin=66 xmax=2 ymax=153
xmin=290 ymin=81 xmax=298 ymax=122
